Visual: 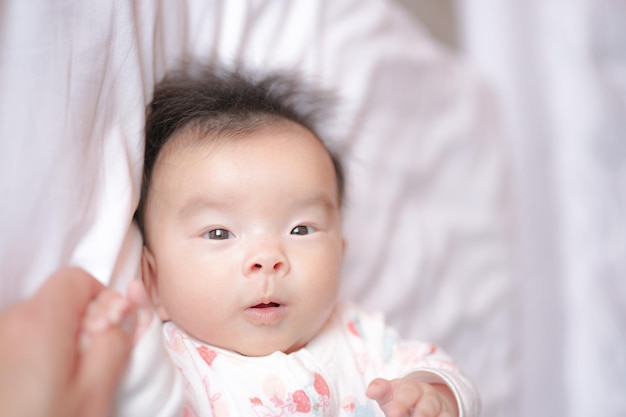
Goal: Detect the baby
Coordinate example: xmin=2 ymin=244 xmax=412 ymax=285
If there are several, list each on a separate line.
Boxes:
xmin=82 ymin=64 xmax=479 ymax=417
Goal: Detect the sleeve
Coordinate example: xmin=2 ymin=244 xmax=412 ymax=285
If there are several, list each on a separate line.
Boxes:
xmin=113 ymin=317 xmax=184 ymax=417
xmin=407 ymin=369 xmax=480 ymax=417
xmin=340 ymin=302 xmax=481 ymax=417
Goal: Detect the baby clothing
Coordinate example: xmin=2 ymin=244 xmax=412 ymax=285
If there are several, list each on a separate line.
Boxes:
xmin=162 ymin=302 xmax=480 ymax=417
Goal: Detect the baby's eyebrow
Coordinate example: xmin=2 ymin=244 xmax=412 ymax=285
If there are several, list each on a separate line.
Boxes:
xmin=177 ymin=193 xmax=339 ymax=219
xmin=177 ymin=197 xmax=224 ymax=219
xmin=291 ymin=193 xmax=339 ymax=211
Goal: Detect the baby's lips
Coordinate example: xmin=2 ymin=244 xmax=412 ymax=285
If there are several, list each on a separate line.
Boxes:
xmin=251 ymin=301 xmax=281 ymax=309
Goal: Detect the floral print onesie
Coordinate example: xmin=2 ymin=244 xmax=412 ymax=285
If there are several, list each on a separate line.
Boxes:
xmin=162 ymin=302 xmax=479 ymax=417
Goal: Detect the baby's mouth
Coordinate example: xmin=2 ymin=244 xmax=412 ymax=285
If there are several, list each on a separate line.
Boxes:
xmin=252 ymin=302 xmax=281 ymax=309
xmin=245 ymin=300 xmax=286 ymax=324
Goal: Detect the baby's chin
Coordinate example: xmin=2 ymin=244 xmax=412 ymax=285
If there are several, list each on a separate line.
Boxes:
xmin=182 ymin=324 xmax=312 ymax=357
xmin=232 ymin=339 xmax=307 ymax=357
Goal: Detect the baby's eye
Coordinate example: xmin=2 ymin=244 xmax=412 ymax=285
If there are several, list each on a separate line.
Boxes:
xmin=203 ymin=228 xmax=235 ymax=240
xmin=291 ymin=225 xmax=314 ymax=236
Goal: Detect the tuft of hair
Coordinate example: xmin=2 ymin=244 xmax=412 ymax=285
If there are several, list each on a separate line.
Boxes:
xmin=135 ymin=62 xmax=344 ymax=238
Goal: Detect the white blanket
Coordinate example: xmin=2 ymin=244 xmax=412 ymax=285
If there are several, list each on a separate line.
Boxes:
xmin=0 ymin=1 xmax=515 ymax=416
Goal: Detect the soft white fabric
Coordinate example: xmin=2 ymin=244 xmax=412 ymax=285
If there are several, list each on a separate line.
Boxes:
xmin=155 ymin=302 xmax=479 ymax=417
xmin=0 ymin=1 xmax=514 ymax=416
xmin=114 ymin=316 xmax=184 ymax=417
xmin=458 ymin=1 xmax=626 ymax=416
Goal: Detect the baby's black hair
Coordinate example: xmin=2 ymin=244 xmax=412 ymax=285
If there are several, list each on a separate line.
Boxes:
xmin=134 ymin=63 xmax=344 ymax=239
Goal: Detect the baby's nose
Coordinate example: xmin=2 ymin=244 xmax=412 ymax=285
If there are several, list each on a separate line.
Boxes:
xmin=244 ymin=244 xmax=289 ymax=277
xmin=250 ymin=260 xmax=284 ymax=272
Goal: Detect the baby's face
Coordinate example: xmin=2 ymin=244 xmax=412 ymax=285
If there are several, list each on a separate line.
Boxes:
xmin=142 ymin=121 xmax=344 ymax=356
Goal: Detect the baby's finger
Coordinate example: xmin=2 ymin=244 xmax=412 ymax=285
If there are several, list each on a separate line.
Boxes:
xmin=368 ymin=378 xmax=421 ymax=417
xmin=389 ymin=380 xmax=426 ymax=417
xmin=80 ymin=290 xmax=129 ymax=351
xmin=73 ymin=308 xmax=136 ymax=417
xmin=409 ymin=390 xmax=443 ymax=417
xmin=126 ymin=279 xmax=155 ymax=341
xmin=366 ymin=378 xmax=395 ymax=404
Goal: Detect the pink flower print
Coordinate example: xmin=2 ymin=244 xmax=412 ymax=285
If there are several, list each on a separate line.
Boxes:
xmin=313 ymin=373 xmax=330 ymax=397
xmin=197 ymin=346 xmax=217 ymax=366
xmin=342 ymin=398 xmax=375 ymax=417
xmin=250 ymin=397 xmax=263 ymax=406
xmin=165 ymin=326 xmax=188 ymax=353
xmin=313 ymin=373 xmax=330 ymax=410
xmin=263 ymin=374 xmax=287 ymax=402
xmin=270 ymin=396 xmax=285 ymax=408
xmin=250 ymin=396 xmax=285 ymax=417
xmin=347 ymin=320 xmax=361 ymax=338
xmin=341 ymin=397 xmax=356 ymax=415
xmin=317 ymin=395 xmax=330 ymax=410
xmin=291 ymin=390 xmax=311 ymax=413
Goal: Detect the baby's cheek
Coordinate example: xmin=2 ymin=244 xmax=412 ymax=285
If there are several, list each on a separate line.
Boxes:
xmin=157 ymin=282 xmax=190 ymax=322
xmin=163 ymin=286 xmax=217 ymax=333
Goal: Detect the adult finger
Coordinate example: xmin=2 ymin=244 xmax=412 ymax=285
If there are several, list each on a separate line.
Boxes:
xmin=35 ymin=266 xmax=105 ymax=323
xmin=0 ymin=267 xmax=106 ymax=417
xmin=33 ymin=267 xmax=105 ymax=347
xmin=33 ymin=267 xmax=106 ymax=379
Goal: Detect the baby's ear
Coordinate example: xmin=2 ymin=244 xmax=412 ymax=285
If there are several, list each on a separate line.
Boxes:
xmin=140 ymin=246 xmax=170 ymax=321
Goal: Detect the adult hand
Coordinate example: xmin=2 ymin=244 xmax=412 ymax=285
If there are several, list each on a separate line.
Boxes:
xmin=0 ymin=267 xmax=136 ymax=417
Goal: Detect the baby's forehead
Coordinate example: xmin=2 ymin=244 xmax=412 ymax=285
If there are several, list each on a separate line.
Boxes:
xmin=147 ymin=117 xmax=342 ymax=205
xmin=155 ymin=118 xmax=318 ymax=162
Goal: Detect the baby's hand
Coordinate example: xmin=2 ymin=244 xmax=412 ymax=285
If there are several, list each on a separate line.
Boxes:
xmin=80 ymin=280 xmax=154 ymax=351
xmin=366 ymin=376 xmax=458 ymax=417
